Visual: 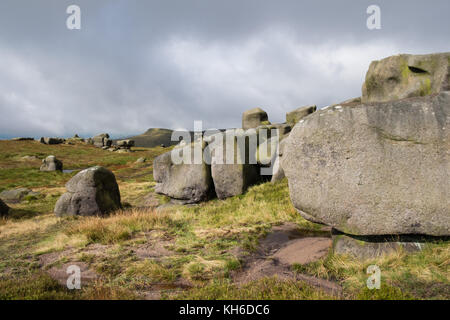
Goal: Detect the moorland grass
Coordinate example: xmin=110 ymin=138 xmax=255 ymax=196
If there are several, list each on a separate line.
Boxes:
xmin=0 ymin=141 xmax=448 ymax=300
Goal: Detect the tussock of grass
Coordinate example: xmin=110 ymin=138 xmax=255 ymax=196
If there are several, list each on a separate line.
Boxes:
xmin=173 ymin=277 xmax=333 ymax=300
xmin=182 ymin=256 xmax=227 ymax=281
xmin=125 ymin=260 xmax=178 ymax=285
xmin=34 ymin=233 xmax=88 ymax=255
xmin=64 ymin=208 xmax=179 ymax=244
xmin=0 ymin=214 xmax=60 ymax=239
xmin=176 ymin=180 xmax=315 ymax=230
xmin=0 ymin=273 xmax=80 ymax=300
xmin=81 ymin=281 xmax=138 ymax=300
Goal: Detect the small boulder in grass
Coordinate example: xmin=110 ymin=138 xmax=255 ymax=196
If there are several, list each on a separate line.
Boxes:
xmin=40 ymin=155 xmax=63 ymax=172
xmin=0 ymin=188 xmax=37 ymax=203
xmin=54 ymin=166 xmax=121 ymax=217
xmin=135 ymin=157 xmax=146 ymax=163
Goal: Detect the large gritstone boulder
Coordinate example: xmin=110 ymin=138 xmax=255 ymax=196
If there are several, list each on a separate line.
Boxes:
xmin=209 ymin=130 xmax=262 ymax=200
xmin=153 ymin=141 xmax=214 ymax=203
xmin=54 ymin=166 xmax=121 ymax=216
xmin=40 ymin=155 xmax=63 ymax=172
xmin=286 ymin=105 xmax=317 ymax=125
xmin=242 ymin=108 xmax=270 ymax=130
xmin=0 ymin=199 xmax=9 ymax=216
xmin=282 ymin=92 xmax=450 ymax=236
xmin=362 ymin=52 xmax=450 ymax=103
xmin=92 ymin=133 xmax=112 ymax=148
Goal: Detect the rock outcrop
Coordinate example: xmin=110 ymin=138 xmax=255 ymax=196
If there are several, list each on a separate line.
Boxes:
xmin=153 ymin=141 xmax=214 ymax=203
xmin=54 ymin=166 xmax=121 ymax=216
xmin=108 ymin=139 xmax=135 ymax=152
xmin=40 ymin=137 xmax=65 ymax=145
xmin=286 ymin=105 xmax=317 ymax=125
xmin=362 ymin=52 xmax=450 ymax=103
xmin=242 ymin=108 xmax=270 ymax=130
xmin=210 ymin=131 xmax=262 ymax=200
xmin=93 ymin=133 xmax=112 ymax=148
xmin=40 ymin=155 xmax=63 ymax=172
xmin=282 ymin=92 xmax=450 ymax=236
xmin=0 ymin=188 xmax=39 ymax=203
xmin=0 ymin=199 xmax=9 ymax=216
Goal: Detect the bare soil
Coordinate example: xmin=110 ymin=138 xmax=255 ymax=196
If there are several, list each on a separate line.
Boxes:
xmin=232 ymin=223 xmax=342 ymax=296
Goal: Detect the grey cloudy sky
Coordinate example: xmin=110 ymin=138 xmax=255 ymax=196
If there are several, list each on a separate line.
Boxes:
xmin=0 ymin=0 xmax=449 ymax=138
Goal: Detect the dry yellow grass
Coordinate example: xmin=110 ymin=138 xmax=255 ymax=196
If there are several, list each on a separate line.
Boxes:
xmin=0 ymin=214 xmax=60 ymax=239
xmin=33 ymin=233 xmax=87 ymax=255
xmin=64 ymin=208 xmax=175 ymax=244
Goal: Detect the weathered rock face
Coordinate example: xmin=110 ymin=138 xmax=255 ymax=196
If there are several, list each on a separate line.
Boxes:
xmin=362 ymin=52 xmax=450 ymax=103
xmin=40 ymin=155 xmax=63 ymax=172
xmin=270 ymin=138 xmax=287 ymax=183
xmin=286 ymin=105 xmax=317 ymax=125
xmin=54 ymin=166 xmax=121 ymax=216
xmin=116 ymin=139 xmax=135 ymax=148
xmin=153 ymin=141 xmax=214 ymax=203
xmin=242 ymin=108 xmax=270 ymax=130
xmin=210 ymin=131 xmax=262 ymax=199
xmin=282 ymin=92 xmax=450 ymax=236
xmin=93 ymin=133 xmax=112 ymax=148
xmin=0 ymin=199 xmax=9 ymax=216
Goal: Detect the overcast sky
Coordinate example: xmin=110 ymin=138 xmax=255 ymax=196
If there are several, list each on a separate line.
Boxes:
xmin=0 ymin=0 xmax=449 ymax=138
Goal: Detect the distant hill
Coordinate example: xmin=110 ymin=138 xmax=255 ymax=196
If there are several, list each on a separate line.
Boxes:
xmin=117 ymin=128 xmax=196 ymax=148
xmin=117 ymin=128 xmax=230 ymax=148
xmin=117 ymin=128 xmax=175 ymax=148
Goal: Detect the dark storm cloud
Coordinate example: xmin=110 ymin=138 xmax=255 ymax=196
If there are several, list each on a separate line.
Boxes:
xmin=0 ymin=0 xmax=449 ymax=138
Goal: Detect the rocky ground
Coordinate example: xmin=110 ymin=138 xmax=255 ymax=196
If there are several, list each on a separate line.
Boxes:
xmin=0 ymin=140 xmax=448 ymax=300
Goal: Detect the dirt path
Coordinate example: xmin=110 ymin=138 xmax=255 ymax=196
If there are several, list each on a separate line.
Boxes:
xmin=232 ymin=223 xmax=342 ymax=296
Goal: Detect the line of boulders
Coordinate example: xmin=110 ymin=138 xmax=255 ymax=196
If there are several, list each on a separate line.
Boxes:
xmin=90 ymin=133 xmax=135 ymax=152
xmin=153 ymin=105 xmax=316 ymax=204
xmin=107 ymin=139 xmax=135 ymax=153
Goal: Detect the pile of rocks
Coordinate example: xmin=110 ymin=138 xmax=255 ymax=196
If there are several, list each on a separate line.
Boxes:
xmin=92 ymin=133 xmax=112 ymax=149
xmin=40 ymin=137 xmax=65 ymax=145
xmin=281 ymin=52 xmax=450 ymax=258
xmin=40 ymin=155 xmax=63 ymax=172
xmin=54 ymin=166 xmax=121 ymax=216
xmin=153 ymin=105 xmax=316 ymax=203
xmin=65 ymin=134 xmax=86 ymax=145
xmin=11 ymin=137 xmax=34 ymax=141
xmin=108 ymin=139 xmax=135 ymax=153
